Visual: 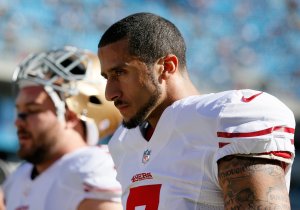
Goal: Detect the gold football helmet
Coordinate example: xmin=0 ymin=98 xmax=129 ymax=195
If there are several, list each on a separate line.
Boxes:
xmin=13 ymin=46 xmax=121 ymax=144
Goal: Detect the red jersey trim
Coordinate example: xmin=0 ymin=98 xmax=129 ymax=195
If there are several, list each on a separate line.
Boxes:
xmin=261 ymin=151 xmax=293 ymax=159
xmin=218 ymin=142 xmax=230 ymax=148
xmin=217 ymin=126 xmax=294 ymax=138
xmin=83 ymin=183 xmax=121 ymax=193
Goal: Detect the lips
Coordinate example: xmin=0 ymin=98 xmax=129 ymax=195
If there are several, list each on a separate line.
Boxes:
xmin=114 ymin=100 xmax=129 ymax=113
xmin=17 ymin=130 xmax=31 ymax=141
xmin=116 ymin=105 xmax=129 ymax=115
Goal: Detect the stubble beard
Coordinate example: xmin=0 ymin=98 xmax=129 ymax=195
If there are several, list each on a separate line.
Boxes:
xmin=122 ymin=70 xmax=162 ymax=129
xmin=18 ymin=132 xmax=54 ymax=165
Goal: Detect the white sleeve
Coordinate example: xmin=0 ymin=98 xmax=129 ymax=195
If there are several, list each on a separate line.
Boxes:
xmin=45 ymin=147 xmax=121 ymax=210
xmin=215 ymin=90 xmax=295 ymax=162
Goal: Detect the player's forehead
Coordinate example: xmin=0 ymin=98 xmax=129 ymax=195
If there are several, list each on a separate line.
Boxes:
xmin=98 ymin=39 xmax=131 ymax=73
xmin=15 ymin=86 xmax=52 ymax=108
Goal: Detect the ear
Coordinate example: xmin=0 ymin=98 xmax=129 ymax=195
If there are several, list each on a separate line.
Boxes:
xmin=64 ymin=109 xmax=80 ymax=129
xmin=161 ymin=54 xmax=178 ymax=79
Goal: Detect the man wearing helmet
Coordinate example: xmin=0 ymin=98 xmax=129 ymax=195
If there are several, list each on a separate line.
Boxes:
xmin=2 ymin=46 xmax=123 ymax=210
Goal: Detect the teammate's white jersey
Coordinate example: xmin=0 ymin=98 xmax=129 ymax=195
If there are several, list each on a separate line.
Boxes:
xmin=108 ymin=89 xmax=295 ymax=210
xmin=3 ymin=146 xmax=121 ymax=210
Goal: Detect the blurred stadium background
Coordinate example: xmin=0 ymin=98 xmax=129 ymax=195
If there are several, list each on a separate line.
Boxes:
xmin=0 ymin=0 xmax=299 ymax=208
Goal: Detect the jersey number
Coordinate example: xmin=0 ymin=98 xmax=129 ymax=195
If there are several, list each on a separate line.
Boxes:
xmin=127 ymin=184 xmax=162 ymax=210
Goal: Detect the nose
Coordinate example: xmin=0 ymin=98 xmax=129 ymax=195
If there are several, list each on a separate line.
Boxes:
xmin=105 ymin=80 xmax=120 ymax=102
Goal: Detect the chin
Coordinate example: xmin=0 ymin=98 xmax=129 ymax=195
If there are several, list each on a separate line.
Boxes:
xmin=18 ymin=145 xmax=31 ymax=157
xmin=122 ymin=118 xmax=140 ymax=129
xmin=17 ymin=151 xmax=28 ymax=160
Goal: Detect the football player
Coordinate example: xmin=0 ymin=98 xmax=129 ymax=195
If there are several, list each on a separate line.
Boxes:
xmin=98 ymin=12 xmax=296 ymax=209
xmin=2 ymin=46 xmax=123 ymax=210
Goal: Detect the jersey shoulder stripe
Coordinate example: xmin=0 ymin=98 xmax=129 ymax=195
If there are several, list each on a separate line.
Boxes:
xmin=217 ymin=126 xmax=295 ymax=138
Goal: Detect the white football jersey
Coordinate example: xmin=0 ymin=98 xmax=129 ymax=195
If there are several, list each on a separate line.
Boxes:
xmin=108 ymin=89 xmax=295 ymax=210
xmin=3 ymin=146 xmax=121 ymax=210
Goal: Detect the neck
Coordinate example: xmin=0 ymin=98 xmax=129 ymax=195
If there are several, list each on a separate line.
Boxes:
xmin=147 ymin=75 xmax=199 ymax=128
xmin=170 ymin=74 xmax=200 ymax=99
xmin=35 ymin=131 xmax=87 ymax=175
xmin=140 ymin=121 xmax=155 ymax=141
xmin=34 ymin=155 xmax=61 ymax=176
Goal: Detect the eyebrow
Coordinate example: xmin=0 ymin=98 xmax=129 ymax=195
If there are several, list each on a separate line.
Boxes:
xmin=101 ymin=63 xmax=129 ymax=77
xmin=15 ymin=102 xmax=41 ymax=109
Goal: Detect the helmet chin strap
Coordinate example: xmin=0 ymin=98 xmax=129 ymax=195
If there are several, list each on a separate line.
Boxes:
xmin=44 ymin=86 xmax=66 ymax=123
xmin=44 ymin=85 xmax=100 ymax=145
xmin=44 ymin=86 xmax=100 ymax=145
xmin=84 ymin=118 xmax=100 ymax=146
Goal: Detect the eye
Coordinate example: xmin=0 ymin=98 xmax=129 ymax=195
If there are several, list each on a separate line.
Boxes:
xmin=115 ymin=69 xmax=124 ymax=76
xmin=16 ymin=110 xmax=41 ymax=121
xmin=107 ymin=69 xmax=125 ymax=81
xmin=27 ymin=107 xmax=43 ymax=113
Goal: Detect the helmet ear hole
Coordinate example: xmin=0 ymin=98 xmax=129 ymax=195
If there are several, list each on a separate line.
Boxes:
xmin=14 ymin=46 xmax=122 ymax=142
xmin=89 ymin=95 xmax=102 ymax=105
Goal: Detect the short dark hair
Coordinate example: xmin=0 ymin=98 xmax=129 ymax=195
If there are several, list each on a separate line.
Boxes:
xmin=98 ymin=12 xmax=187 ymax=69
